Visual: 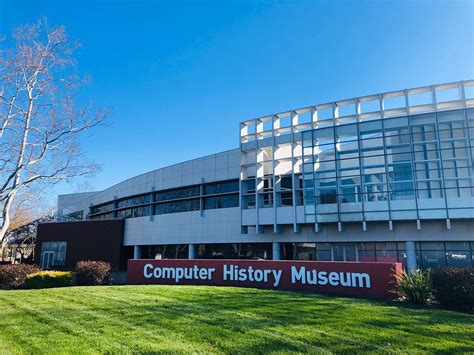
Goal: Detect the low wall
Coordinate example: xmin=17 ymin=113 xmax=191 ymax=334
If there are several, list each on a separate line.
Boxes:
xmin=128 ymin=259 xmax=401 ymax=299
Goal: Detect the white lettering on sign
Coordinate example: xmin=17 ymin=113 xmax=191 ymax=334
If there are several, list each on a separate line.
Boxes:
xmin=143 ymin=263 xmax=216 ymax=283
xmin=290 ymin=266 xmax=371 ymax=288
xmin=143 ymin=263 xmax=371 ymax=289
xmin=223 ymin=264 xmax=282 ymax=287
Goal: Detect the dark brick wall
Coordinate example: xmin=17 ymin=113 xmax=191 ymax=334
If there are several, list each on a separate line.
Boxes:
xmin=35 ymin=220 xmax=132 ymax=270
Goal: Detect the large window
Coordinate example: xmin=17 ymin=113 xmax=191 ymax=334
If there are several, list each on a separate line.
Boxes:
xmin=276 ymin=175 xmax=295 ymax=206
xmin=204 ymin=180 xmax=239 ymax=195
xmin=133 ymin=242 xmax=472 ymax=268
xmin=417 ymin=241 xmax=474 ymax=269
xmin=299 ymin=109 xmax=473 ymax=223
xmin=203 ymin=179 xmax=239 ymax=210
xmin=197 ymin=243 xmax=272 ymax=260
xmin=241 ymin=179 xmax=256 ymax=209
xmin=154 ymin=199 xmax=200 ymax=215
xmin=89 ymin=179 xmax=239 ymax=220
xmin=90 ymin=203 xmax=113 ymax=215
xmin=141 ymin=244 xmax=188 ymax=259
xmin=91 ymin=212 xmax=113 ymax=220
xmin=117 ymin=194 xmax=151 ymax=209
xmin=117 ymin=206 xmax=150 ymax=218
xmin=445 ymin=242 xmax=471 ymax=268
xmin=418 ymin=242 xmax=446 ymax=269
xmin=62 ymin=210 xmax=83 ymax=221
xmin=155 ymin=186 xmax=200 ymax=202
xmin=40 ymin=241 xmax=67 ymax=268
xmin=282 ymin=242 xmax=407 ymax=267
xmin=204 ymin=194 xmax=239 ymax=210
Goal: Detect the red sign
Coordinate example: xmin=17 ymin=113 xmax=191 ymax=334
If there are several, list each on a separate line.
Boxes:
xmin=127 ymin=259 xmax=402 ymax=299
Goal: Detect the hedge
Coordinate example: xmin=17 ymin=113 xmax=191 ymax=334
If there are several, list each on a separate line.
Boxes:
xmin=75 ymin=260 xmax=111 ymax=286
xmin=431 ymin=267 xmax=474 ymax=313
xmin=0 ymin=264 xmax=40 ymax=289
xmin=25 ymin=271 xmax=72 ymax=289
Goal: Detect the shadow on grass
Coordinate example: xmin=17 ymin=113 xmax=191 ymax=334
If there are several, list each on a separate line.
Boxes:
xmin=1 ymin=285 xmax=473 ymax=353
xmin=69 ymin=286 xmax=474 ymax=353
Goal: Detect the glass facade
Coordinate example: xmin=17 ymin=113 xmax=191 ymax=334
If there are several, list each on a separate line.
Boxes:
xmin=117 ymin=195 xmax=151 ymax=209
xmin=135 ymin=241 xmax=474 ymax=268
xmin=117 ymin=206 xmax=151 ymax=218
xmin=417 ymin=241 xmax=474 ymax=269
xmin=66 ymin=82 xmax=474 ymax=270
xmin=156 ymin=186 xmax=200 ymax=202
xmin=204 ymin=180 xmax=240 ymax=195
xmin=197 ymin=243 xmax=272 ymax=259
xmin=61 ymin=210 xmax=83 ymax=221
xmin=281 ymin=242 xmax=405 ymax=264
xmin=240 ymin=106 xmax=474 ymax=224
xmin=138 ymin=243 xmax=273 ymax=260
xmin=282 ymin=241 xmax=474 ymax=269
xmin=302 ymin=110 xmax=473 ymax=222
xmin=89 ymin=179 xmax=239 ymax=220
xmin=204 ymin=194 xmax=239 ymax=210
xmin=140 ymin=244 xmax=189 ymax=259
xmin=90 ymin=203 xmax=114 ymax=215
xmin=155 ymin=199 xmax=200 ymax=215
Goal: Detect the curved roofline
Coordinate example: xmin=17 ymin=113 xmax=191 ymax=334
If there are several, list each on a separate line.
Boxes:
xmin=59 ymin=147 xmax=239 ymax=199
xmin=242 ymin=79 xmax=474 ymax=124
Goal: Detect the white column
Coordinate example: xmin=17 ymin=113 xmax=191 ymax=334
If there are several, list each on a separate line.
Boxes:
xmin=406 ymin=241 xmax=417 ymax=271
xmin=272 ymin=242 xmax=281 ymax=260
xmin=133 ymin=245 xmax=141 ymax=259
xmin=188 ymin=244 xmax=196 ymax=259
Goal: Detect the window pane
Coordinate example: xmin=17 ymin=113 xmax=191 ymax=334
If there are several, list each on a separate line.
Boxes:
xmin=117 ymin=194 xmax=151 ymax=209
xmin=91 ymin=203 xmax=114 ymax=214
xmin=154 ymin=199 xmax=200 ymax=214
xmin=446 ymin=250 xmax=472 ymax=267
xmin=316 ymin=250 xmax=332 ymax=261
xmin=333 ymin=245 xmax=344 ymax=261
xmin=445 ymin=241 xmax=470 ymax=251
xmin=375 ymin=242 xmax=397 ymax=251
xmin=293 ymin=243 xmax=316 ymax=261
xmin=421 ymin=250 xmax=446 ymax=268
xmin=242 ymin=179 xmax=256 ymax=193
xmin=40 ymin=241 xmax=67 ymax=267
xmin=345 ymin=244 xmax=357 ymax=261
xmin=204 ymin=194 xmax=239 ymax=210
xmin=376 ymin=250 xmax=398 ymax=263
xmin=204 ymin=180 xmax=239 ymax=195
xmin=312 ymin=243 xmax=330 ymax=261
xmin=156 ymin=186 xmax=200 ymax=201
xmin=420 ymin=242 xmax=445 ymax=251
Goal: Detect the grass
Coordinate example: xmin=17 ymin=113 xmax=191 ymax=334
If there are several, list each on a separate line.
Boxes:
xmin=0 ymin=285 xmax=473 ymax=354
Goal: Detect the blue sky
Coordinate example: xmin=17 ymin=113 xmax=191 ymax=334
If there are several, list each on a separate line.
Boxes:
xmin=1 ymin=0 xmax=473 ymax=200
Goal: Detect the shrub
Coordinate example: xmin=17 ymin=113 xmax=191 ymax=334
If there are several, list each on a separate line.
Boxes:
xmin=25 ymin=271 xmax=72 ymax=289
xmin=75 ymin=260 xmax=111 ymax=286
xmin=431 ymin=267 xmax=474 ymax=313
xmin=0 ymin=264 xmax=40 ymax=289
xmin=395 ymin=269 xmax=432 ymax=305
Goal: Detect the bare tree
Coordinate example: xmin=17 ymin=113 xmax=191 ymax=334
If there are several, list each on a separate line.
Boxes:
xmin=7 ymin=200 xmax=40 ymax=232
xmin=73 ymin=180 xmax=96 ymax=193
xmin=0 ymin=194 xmax=53 ymax=263
xmin=0 ymin=18 xmax=108 ymax=243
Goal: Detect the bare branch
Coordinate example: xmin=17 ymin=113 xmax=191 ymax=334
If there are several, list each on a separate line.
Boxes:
xmin=0 ymin=18 xmax=109 ymax=242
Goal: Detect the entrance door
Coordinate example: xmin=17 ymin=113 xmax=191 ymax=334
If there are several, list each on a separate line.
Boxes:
xmin=41 ymin=251 xmax=54 ymax=269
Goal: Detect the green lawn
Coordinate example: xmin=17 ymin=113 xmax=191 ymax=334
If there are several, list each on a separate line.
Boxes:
xmin=0 ymin=286 xmax=473 ymax=354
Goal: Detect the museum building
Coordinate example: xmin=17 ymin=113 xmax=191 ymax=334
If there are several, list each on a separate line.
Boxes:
xmin=36 ymin=80 xmax=474 ymax=271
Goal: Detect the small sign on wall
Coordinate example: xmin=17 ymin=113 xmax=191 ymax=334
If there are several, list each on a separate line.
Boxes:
xmin=127 ymin=259 xmax=402 ymax=299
